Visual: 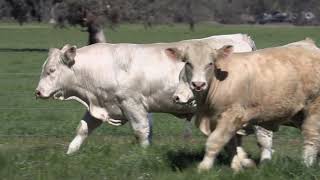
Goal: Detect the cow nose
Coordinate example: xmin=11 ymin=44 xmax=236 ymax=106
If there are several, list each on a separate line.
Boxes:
xmin=35 ymin=90 xmax=41 ymax=98
xmin=173 ymin=95 xmax=180 ymax=103
xmin=191 ymin=81 xmax=206 ymax=91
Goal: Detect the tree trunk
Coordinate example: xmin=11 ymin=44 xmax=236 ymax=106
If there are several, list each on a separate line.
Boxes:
xmin=88 ymin=24 xmax=106 ymax=44
xmin=83 ymin=11 xmax=107 ymax=44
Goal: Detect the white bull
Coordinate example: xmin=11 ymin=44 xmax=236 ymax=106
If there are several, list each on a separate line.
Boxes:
xmin=35 ymin=34 xmax=272 ymax=162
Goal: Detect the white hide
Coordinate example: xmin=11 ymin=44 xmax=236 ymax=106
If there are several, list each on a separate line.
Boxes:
xmin=36 ymin=34 xmax=258 ymax=153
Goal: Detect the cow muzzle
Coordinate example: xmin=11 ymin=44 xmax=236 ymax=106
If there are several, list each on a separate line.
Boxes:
xmin=191 ymin=81 xmax=207 ymax=92
xmin=35 ymin=88 xmax=62 ymax=99
xmin=173 ymin=94 xmax=190 ymax=104
xmin=35 ymin=89 xmax=42 ymax=99
xmin=35 ymin=89 xmax=50 ymax=99
xmin=172 ymin=94 xmax=197 ymax=107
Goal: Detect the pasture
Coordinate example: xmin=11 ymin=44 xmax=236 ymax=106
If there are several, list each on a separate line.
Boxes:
xmin=0 ymin=23 xmax=320 ymax=180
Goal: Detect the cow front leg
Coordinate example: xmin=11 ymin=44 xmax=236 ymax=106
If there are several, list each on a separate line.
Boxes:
xmin=67 ymin=111 xmax=102 ymax=154
xmin=183 ymin=115 xmax=193 ymax=139
xmin=121 ymin=99 xmax=151 ymax=147
xmin=198 ymin=109 xmax=245 ymax=172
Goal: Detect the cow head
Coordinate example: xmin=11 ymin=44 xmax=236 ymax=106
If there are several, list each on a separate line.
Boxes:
xmin=166 ymin=42 xmax=233 ymax=94
xmin=173 ymin=79 xmax=195 ymax=104
xmin=35 ymin=44 xmax=77 ymax=99
xmin=172 ymin=62 xmax=195 ymax=104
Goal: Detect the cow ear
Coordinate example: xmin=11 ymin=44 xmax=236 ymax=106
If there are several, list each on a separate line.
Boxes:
xmin=48 ymin=48 xmax=59 ymax=56
xmin=165 ymin=48 xmax=182 ymax=61
xmin=217 ymin=45 xmax=233 ymax=59
xmin=61 ymin=44 xmax=77 ymax=67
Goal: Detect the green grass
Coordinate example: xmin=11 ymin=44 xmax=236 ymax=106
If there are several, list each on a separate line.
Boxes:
xmin=0 ymin=23 xmax=320 ymax=179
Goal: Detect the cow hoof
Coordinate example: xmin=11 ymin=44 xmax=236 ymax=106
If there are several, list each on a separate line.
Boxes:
xmin=66 ymin=149 xmax=76 ymax=155
xmin=260 ymin=149 xmax=274 ymax=162
xmin=66 ymin=143 xmax=80 ymax=155
xmin=231 ymin=155 xmax=243 ymax=172
xmin=303 ymin=145 xmax=318 ymax=167
xmin=66 ymin=148 xmax=78 ymax=155
xmin=197 ymin=161 xmax=212 ymax=172
xmin=304 ymin=157 xmax=316 ymax=167
xmin=231 ymin=147 xmax=256 ymax=171
xmin=140 ymin=140 xmax=150 ymax=148
xmin=231 ymin=156 xmax=256 ymax=172
xmin=241 ymin=158 xmax=256 ymax=168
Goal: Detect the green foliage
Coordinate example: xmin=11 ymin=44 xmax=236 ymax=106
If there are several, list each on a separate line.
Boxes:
xmin=2 ymin=0 xmax=320 ymax=26
xmin=0 ymin=23 xmax=320 ymax=179
xmin=7 ymin=0 xmax=30 ymax=25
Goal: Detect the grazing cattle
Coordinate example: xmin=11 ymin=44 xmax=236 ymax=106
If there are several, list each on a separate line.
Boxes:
xmin=170 ymin=38 xmax=320 ymax=171
xmin=34 ymin=34 xmax=271 ymax=160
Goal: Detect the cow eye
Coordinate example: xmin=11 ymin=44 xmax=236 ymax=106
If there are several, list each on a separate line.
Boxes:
xmin=47 ymin=67 xmax=56 ymax=75
xmin=207 ymin=62 xmax=213 ymax=68
xmin=185 ymin=62 xmax=192 ymax=68
xmin=49 ymin=68 xmax=56 ymax=73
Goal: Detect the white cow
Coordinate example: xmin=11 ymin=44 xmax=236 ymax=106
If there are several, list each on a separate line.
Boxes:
xmin=35 ymin=34 xmax=272 ymax=162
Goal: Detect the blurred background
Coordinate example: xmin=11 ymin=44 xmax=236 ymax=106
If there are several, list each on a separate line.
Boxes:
xmin=1 ymin=0 xmax=320 ymax=42
xmin=2 ymin=0 xmax=320 ymax=26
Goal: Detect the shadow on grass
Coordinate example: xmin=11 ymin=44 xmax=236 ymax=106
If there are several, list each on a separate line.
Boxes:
xmin=0 ymin=152 xmax=7 ymax=172
xmin=167 ymin=149 xmax=232 ymax=171
xmin=0 ymin=48 xmax=47 ymax=52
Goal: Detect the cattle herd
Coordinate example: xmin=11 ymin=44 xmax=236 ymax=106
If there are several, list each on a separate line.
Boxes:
xmin=35 ymin=33 xmax=320 ymax=172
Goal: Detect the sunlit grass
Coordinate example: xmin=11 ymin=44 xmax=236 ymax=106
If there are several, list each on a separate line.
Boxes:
xmin=0 ymin=23 xmax=319 ymax=179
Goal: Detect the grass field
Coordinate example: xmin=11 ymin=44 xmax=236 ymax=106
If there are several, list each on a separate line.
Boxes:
xmin=0 ymin=23 xmax=320 ymax=180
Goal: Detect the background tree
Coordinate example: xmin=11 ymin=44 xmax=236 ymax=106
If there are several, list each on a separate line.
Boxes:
xmin=54 ymin=0 xmax=108 ymax=44
xmin=7 ymin=0 xmax=30 ymax=25
xmin=82 ymin=10 xmax=107 ymax=44
xmin=2 ymin=0 xmax=320 ymax=29
xmin=0 ymin=0 xmax=12 ymax=19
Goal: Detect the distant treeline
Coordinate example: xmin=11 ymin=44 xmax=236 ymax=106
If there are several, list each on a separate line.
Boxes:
xmin=1 ymin=0 xmax=319 ymax=28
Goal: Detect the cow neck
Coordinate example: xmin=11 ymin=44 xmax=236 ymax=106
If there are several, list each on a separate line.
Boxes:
xmin=67 ymin=65 xmax=97 ymax=106
xmin=66 ymin=65 xmax=110 ymax=121
xmin=205 ymin=75 xmax=220 ymax=109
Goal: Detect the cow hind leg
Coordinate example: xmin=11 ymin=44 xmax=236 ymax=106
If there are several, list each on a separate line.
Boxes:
xmin=254 ymin=126 xmax=274 ymax=162
xmin=67 ymin=111 xmax=102 ymax=154
xmin=302 ymin=105 xmax=320 ymax=167
xmin=226 ymin=135 xmax=255 ymax=172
